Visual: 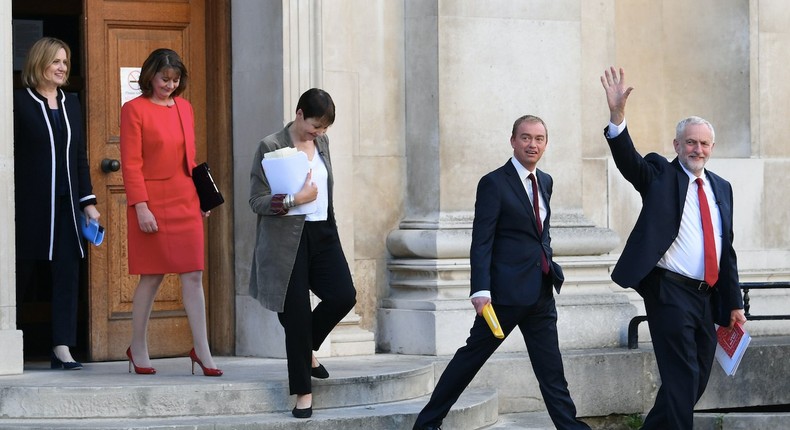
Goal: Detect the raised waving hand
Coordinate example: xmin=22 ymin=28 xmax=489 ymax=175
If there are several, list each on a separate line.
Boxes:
xmin=600 ymin=66 xmax=633 ymax=126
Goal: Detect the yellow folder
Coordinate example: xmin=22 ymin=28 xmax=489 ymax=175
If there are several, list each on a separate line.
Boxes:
xmin=482 ymin=303 xmax=505 ymax=339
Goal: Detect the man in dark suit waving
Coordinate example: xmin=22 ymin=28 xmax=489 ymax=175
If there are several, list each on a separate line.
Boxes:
xmin=600 ymin=67 xmax=746 ymax=430
xmin=412 ymin=115 xmax=590 ymax=430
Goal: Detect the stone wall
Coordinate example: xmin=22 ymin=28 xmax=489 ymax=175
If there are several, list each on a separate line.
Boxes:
xmin=2 ymin=0 xmax=789 ymax=373
xmin=229 ymin=0 xmax=790 ymax=357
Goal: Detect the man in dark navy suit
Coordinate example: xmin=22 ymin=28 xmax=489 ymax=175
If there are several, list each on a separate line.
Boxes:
xmin=601 ymin=67 xmax=746 ymax=430
xmin=412 ymin=115 xmax=590 ymax=430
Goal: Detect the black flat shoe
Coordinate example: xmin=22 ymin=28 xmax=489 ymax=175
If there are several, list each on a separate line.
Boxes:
xmin=311 ymin=363 xmax=329 ymax=379
xmin=292 ymin=406 xmax=313 ymax=419
xmin=51 ymin=352 xmax=83 ymax=370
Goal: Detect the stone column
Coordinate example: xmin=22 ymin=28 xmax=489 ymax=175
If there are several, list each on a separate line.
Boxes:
xmin=0 ymin=2 xmax=24 ymax=375
xmin=378 ymin=0 xmax=635 ymax=355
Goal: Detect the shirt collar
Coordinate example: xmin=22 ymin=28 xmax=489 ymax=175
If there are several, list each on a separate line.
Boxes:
xmin=510 ymin=157 xmax=536 ymax=182
xmin=677 ymin=160 xmax=708 ymax=185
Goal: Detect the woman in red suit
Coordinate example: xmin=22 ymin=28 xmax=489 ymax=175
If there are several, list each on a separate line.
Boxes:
xmin=120 ymin=48 xmax=221 ymax=376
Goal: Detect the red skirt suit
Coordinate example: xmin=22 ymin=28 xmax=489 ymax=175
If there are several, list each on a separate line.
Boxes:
xmin=120 ymin=96 xmax=203 ymax=274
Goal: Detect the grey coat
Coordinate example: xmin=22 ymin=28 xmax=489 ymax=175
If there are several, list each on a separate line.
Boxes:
xmin=248 ymin=123 xmax=335 ymax=312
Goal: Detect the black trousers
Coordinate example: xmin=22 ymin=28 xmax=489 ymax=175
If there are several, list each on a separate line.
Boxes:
xmin=17 ymin=196 xmax=81 ymax=347
xmin=278 ymin=220 xmax=357 ymax=395
xmin=640 ymin=269 xmax=716 ymax=430
xmin=413 ymin=280 xmax=590 ymax=430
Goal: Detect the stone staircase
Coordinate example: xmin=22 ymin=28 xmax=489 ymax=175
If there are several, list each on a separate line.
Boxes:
xmin=0 ymin=354 xmax=499 ymax=429
xmin=1 ymin=338 xmax=789 ymax=429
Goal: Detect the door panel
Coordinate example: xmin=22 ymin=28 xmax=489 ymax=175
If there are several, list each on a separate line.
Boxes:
xmin=85 ymin=0 xmax=206 ymax=361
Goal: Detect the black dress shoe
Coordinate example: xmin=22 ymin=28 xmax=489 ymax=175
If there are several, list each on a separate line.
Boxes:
xmin=292 ymin=406 xmax=313 ymax=419
xmin=51 ymin=352 xmax=83 ymax=370
xmin=412 ymin=426 xmax=441 ymax=430
xmin=311 ymin=363 xmax=329 ymax=379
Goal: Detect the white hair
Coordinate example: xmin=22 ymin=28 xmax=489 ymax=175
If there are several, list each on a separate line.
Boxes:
xmin=676 ymin=116 xmax=715 ymax=143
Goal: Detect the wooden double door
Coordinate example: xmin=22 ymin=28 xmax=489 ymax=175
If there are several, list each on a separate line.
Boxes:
xmin=84 ymin=0 xmax=232 ymax=361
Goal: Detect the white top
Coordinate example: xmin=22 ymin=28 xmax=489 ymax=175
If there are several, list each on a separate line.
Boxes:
xmin=305 ymin=151 xmax=329 ymax=222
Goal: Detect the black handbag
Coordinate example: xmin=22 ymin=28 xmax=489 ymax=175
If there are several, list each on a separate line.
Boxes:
xmin=192 ymin=162 xmax=224 ymax=212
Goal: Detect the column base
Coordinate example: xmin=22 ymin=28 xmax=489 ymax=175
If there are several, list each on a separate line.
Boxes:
xmin=0 ymin=329 xmax=23 ymax=375
xmin=378 ymin=255 xmax=638 ymax=355
xmin=329 ymin=323 xmax=376 ymax=356
xmin=236 ymin=295 xmax=375 ymax=358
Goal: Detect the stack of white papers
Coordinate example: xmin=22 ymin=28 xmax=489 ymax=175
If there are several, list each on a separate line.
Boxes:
xmin=264 ymin=147 xmax=298 ymax=159
xmin=261 ymin=149 xmax=316 ymax=215
xmin=714 ymin=323 xmax=750 ymax=376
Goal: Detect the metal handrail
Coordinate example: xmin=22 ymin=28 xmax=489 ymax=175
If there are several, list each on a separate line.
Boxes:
xmin=627 ymin=281 xmax=790 ymax=349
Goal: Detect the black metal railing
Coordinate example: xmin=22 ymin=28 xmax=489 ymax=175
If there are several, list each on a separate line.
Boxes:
xmin=627 ymin=281 xmax=790 ymax=349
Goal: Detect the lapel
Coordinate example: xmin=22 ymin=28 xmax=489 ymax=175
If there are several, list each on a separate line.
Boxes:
xmin=706 ymin=170 xmax=731 ymax=233
xmin=315 ymin=136 xmax=333 ymax=191
xmin=671 ymin=158 xmax=690 ymax=216
xmin=535 ymin=169 xmax=551 ymax=221
xmin=173 ymin=97 xmax=196 ymax=171
xmin=316 ymin=138 xmax=331 ymax=173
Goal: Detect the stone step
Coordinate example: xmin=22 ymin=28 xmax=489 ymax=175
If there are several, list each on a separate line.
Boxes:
xmin=694 ymin=412 xmax=790 ymax=430
xmin=0 ymin=388 xmax=498 ymax=430
xmin=2 ymin=342 xmax=789 ymax=428
xmin=482 ymin=411 xmax=555 ymax=429
xmin=0 ymin=354 xmax=438 ymax=419
xmin=484 ymin=411 xmax=790 ymax=429
xmin=26 ymin=407 xmax=787 ymax=430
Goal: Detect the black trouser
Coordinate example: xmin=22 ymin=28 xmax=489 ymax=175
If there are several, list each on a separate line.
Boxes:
xmin=17 ymin=196 xmax=82 ymax=347
xmin=278 ymin=220 xmax=357 ymax=395
xmin=414 ymin=279 xmax=590 ymax=430
xmin=640 ymin=268 xmax=716 ymax=430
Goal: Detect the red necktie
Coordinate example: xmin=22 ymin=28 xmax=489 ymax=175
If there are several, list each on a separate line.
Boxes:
xmin=528 ymin=173 xmax=549 ymax=275
xmin=696 ymin=178 xmax=718 ymax=286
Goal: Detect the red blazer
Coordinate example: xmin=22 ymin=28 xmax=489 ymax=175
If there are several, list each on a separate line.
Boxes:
xmin=120 ymin=96 xmax=197 ymax=206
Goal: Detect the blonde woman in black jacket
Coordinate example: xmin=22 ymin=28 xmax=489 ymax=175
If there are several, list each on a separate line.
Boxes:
xmin=14 ymin=37 xmax=99 ymax=369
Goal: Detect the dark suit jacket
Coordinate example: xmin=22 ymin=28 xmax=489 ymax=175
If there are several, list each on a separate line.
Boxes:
xmin=13 ymin=88 xmax=96 ymax=261
xmin=470 ymin=160 xmax=564 ymax=306
xmin=606 ymin=126 xmax=743 ymax=326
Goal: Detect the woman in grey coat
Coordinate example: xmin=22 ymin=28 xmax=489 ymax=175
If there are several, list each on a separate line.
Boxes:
xmin=249 ymin=88 xmax=356 ymax=419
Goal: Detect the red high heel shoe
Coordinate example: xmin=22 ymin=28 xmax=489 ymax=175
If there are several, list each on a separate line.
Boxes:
xmin=189 ymin=348 xmax=223 ymax=377
xmin=126 ymin=347 xmax=156 ymax=375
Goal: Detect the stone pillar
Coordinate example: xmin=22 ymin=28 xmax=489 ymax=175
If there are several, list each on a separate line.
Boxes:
xmin=0 ymin=2 xmax=25 ymax=375
xmin=378 ymin=0 xmax=635 ymax=355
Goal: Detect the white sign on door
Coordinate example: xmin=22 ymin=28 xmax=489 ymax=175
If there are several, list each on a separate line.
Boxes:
xmin=120 ymin=67 xmax=142 ymax=106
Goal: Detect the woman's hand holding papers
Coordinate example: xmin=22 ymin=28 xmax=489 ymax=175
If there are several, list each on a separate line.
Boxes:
xmin=294 ymin=170 xmax=318 ymax=206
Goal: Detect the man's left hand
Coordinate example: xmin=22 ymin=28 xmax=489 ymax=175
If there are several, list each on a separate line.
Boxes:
xmin=729 ymin=308 xmax=747 ymax=329
xmin=471 ymin=296 xmax=490 ymax=316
